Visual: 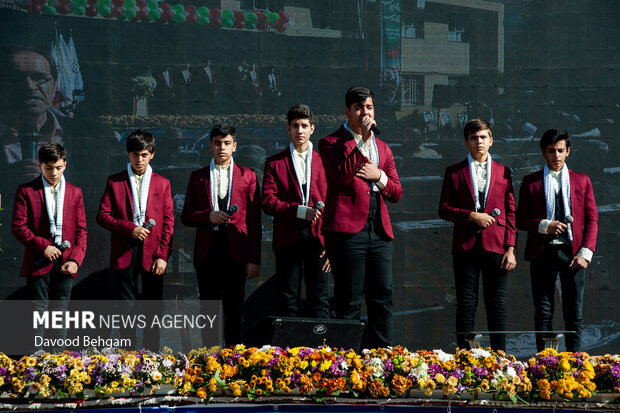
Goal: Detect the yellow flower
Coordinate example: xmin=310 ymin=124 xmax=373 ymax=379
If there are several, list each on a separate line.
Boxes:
xmin=196 ymin=386 xmax=208 ymax=399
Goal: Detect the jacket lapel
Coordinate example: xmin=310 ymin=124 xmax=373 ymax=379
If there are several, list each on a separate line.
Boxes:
xmin=123 ymin=171 xmax=135 ymax=220
xmin=461 ymin=159 xmax=476 ymax=205
xmin=286 ymin=149 xmax=303 ymax=200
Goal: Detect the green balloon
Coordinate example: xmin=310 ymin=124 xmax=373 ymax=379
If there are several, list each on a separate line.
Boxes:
xmin=245 ymin=12 xmax=256 ymax=23
xmin=221 ymin=9 xmax=233 ymax=19
xmin=123 ymin=6 xmax=136 ymax=18
xmin=97 ymin=3 xmax=111 ymax=15
xmin=246 ymin=23 xmax=255 ymax=30
xmin=71 ymin=0 xmax=87 ymax=6
xmin=171 ymin=3 xmax=184 ymax=13
xmin=197 ymin=15 xmax=209 ymax=25
xmin=172 ymin=10 xmax=185 ymax=22
xmin=41 ymin=4 xmax=57 ymax=13
xmin=71 ymin=4 xmax=85 ymax=14
xmin=146 ymin=0 xmax=157 ymax=10
xmin=267 ymin=11 xmax=278 ymax=22
xmin=221 ymin=17 xmax=233 ymax=28
xmin=97 ymin=0 xmax=111 ymax=5
xmin=148 ymin=8 xmax=160 ymax=20
xmin=124 ymin=0 xmax=135 ymax=6
xmin=196 ymin=6 xmax=208 ymax=17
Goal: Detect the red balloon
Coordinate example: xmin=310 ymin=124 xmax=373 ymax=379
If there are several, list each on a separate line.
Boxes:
xmin=160 ymin=9 xmax=172 ymax=21
xmin=32 ymin=4 xmax=42 ymax=13
xmin=278 ymin=14 xmax=289 ymax=24
xmin=137 ymin=7 xmax=149 ymax=20
xmin=184 ymin=4 xmax=195 ymax=15
xmin=275 ymin=23 xmax=286 ymax=32
xmin=112 ymin=0 xmax=124 ymax=7
xmin=233 ymin=19 xmax=245 ymax=29
xmin=185 ymin=13 xmax=197 ymax=24
xmin=256 ymin=12 xmax=267 ymax=23
xmin=158 ymin=1 xmax=169 ymax=11
xmin=87 ymin=0 xmax=97 ymax=4
xmin=209 ymin=7 xmax=220 ymax=17
xmin=57 ymin=0 xmax=70 ymax=5
xmin=135 ymin=0 xmax=146 ymax=8
xmin=56 ymin=4 xmax=70 ymax=14
xmin=209 ymin=16 xmax=221 ymax=27
xmin=257 ymin=21 xmax=267 ymax=30
xmin=85 ymin=4 xmax=97 ymax=15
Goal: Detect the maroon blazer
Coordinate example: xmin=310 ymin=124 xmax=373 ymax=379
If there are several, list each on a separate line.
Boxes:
xmin=96 ymin=170 xmax=174 ymax=272
xmin=181 ymin=163 xmax=261 ymax=266
xmin=438 ymin=158 xmax=517 ymax=255
xmin=318 ymin=126 xmax=402 ymax=238
xmin=262 ymin=148 xmax=327 ymax=250
xmin=11 ymin=176 xmax=87 ymax=277
xmin=517 ymin=169 xmax=598 ymax=261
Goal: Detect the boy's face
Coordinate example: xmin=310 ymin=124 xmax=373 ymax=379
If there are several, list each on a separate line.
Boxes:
xmin=542 ymin=139 xmax=570 ymax=171
xmin=128 ymin=149 xmax=155 ymax=175
xmin=210 ymin=134 xmax=237 ymax=165
xmin=345 ymin=97 xmax=374 ymax=132
xmin=38 ymin=159 xmax=66 ymax=187
xmin=464 ymin=128 xmax=493 ymax=161
xmin=287 ymin=118 xmax=315 ymax=151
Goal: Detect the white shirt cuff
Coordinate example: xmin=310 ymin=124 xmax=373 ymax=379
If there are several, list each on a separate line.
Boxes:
xmin=296 ymin=205 xmax=308 ymax=220
xmin=376 ymin=170 xmax=388 ymax=190
xmin=576 ymin=247 xmax=593 ymax=263
xmin=538 ymin=219 xmax=552 ymax=234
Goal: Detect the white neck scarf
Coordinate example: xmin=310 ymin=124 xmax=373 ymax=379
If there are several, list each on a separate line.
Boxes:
xmin=544 ymin=164 xmax=572 ymax=241
xmin=289 ymin=141 xmax=312 ymax=206
xmin=468 ymin=153 xmax=492 ymax=212
xmin=127 ymin=163 xmax=152 ymax=226
xmin=42 ymin=174 xmax=65 ymax=244
xmin=210 ymin=158 xmax=234 ymax=211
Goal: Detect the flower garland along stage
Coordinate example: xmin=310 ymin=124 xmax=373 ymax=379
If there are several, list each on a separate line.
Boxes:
xmin=1 ymin=347 xmax=619 ymax=405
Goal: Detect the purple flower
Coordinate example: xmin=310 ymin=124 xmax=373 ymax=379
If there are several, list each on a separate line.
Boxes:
xmin=24 ymin=367 xmax=37 ymax=381
xmin=384 ymin=359 xmax=394 ymax=372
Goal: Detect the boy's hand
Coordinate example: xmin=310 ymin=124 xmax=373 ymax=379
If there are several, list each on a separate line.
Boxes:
xmin=468 ymin=211 xmax=496 ymax=229
xmin=320 ymin=250 xmax=331 ymax=272
xmin=304 ymin=207 xmax=321 ymax=222
xmin=547 ymin=221 xmax=568 ymax=236
xmin=246 ymin=263 xmax=260 ymax=279
xmin=132 ymin=226 xmax=150 ymax=241
xmin=209 ymin=211 xmax=231 ymax=225
xmin=151 ymin=258 xmax=167 ymax=276
xmin=60 ymin=261 xmax=78 ymax=275
xmin=43 ymin=245 xmax=62 ymax=262
xmin=356 ymin=159 xmax=381 ymax=182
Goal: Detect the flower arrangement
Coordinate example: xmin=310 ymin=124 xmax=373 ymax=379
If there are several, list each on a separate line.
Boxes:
xmin=130 ymin=75 xmax=157 ymax=100
xmin=527 ymin=348 xmax=596 ymax=400
xmin=0 ymin=347 xmax=618 ymax=404
xmin=98 ymin=114 xmax=346 ymax=128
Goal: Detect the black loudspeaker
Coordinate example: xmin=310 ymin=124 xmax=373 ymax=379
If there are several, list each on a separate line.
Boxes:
xmin=266 ymin=317 xmax=365 ymax=351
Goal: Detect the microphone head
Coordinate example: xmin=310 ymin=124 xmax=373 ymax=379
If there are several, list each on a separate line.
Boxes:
xmin=145 ymin=219 xmax=156 ymax=229
xmin=60 ymin=240 xmax=71 ymax=250
xmin=316 ymin=201 xmax=325 ymax=211
xmin=230 ymin=204 xmax=239 ymax=214
xmin=564 ymin=215 xmax=574 ymax=224
xmin=492 ymin=208 xmax=501 ymax=217
xmin=370 ymin=125 xmax=381 ymax=135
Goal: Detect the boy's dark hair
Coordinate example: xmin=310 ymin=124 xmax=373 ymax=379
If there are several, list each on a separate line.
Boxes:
xmin=539 ymin=128 xmax=571 ymax=150
xmin=126 ymin=129 xmax=155 ymax=153
xmin=463 ymin=118 xmax=492 ymax=140
xmin=38 ymin=143 xmax=66 ymax=163
xmin=345 ymin=86 xmax=374 ymax=108
xmin=287 ymin=103 xmax=314 ymax=125
xmin=210 ymin=124 xmax=237 ymax=141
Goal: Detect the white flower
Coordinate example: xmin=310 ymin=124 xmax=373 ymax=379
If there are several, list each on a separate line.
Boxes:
xmin=411 ymin=362 xmax=429 ymax=380
xmin=505 ymin=366 xmax=517 ymax=380
xmin=367 ymin=357 xmax=384 ymax=378
xmin=470 ymin=348 xmax=491 ymax=359
xmin=258 ymin=345 xmax=273 ymax=353
xmin=151 ymin=371 xmax=163 ymax=381
xmin=433 ymin=349 xmax=454 ymax=363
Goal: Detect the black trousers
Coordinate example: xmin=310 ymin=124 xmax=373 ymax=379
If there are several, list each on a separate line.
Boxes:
xmin=114 ymin=244 xmax=164 ymax=351
xmin=196 ymin=245 xmax=246 ymax=347
xmin=530 ymin=244 xmax=585 ymax=352
xmin=325 ymin=220 xmax=394 ymax=348
xmin=274 ymin=237 xmax=330 ymax=318
xmin=453 ymin=244 xmax=507 ymax=351
xmin=27 ymin=262 xmax=73 ymax=352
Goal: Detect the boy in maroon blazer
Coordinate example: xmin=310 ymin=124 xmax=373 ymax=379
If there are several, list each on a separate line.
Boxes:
xmin=182 ymin=124 xmax=261 ymax=346
xmin=517 ymin=129 xmax=598 ymax=352
xmin=319 ymin=87 xmax=402 ymax=348
xmin=97 ymin=129 xmax=174 ymax=350
xmin=438 ymin=118 xmax=517 ymax=351
xmin=11 ymin=143 xmax=87 ymax=346
xmin=262 ymin=104 xmax=331 ymax=318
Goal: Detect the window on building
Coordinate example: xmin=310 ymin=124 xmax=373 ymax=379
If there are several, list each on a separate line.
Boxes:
xmin=448 ymin=15 xmax=464 ymax=42
xmin=401 ymin=75 xmax=424 ymax=105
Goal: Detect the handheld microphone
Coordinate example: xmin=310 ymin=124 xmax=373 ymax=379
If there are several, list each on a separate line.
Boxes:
xmin=125 ymin=219 xmax=156 ymax=250
xmin=18 ymin=124 xmax=39 ymax=160
xmin=562 ymin=215 xmax=574 ymax=225
xmin=315 ymin=201 xmax=325 ymax=211
xmin=35 ymin=240 xmax=71 ymax=268
xmin=213 ymin=205 xmax=238 ymax=231
xmin=468 ymin=208 xmax=500 ymax=236
xmin=370 ymin=125 xmax=381 ymax=136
